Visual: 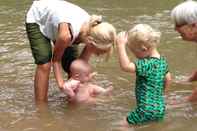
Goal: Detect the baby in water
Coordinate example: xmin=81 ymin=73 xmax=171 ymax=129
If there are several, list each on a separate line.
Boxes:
xmin=63 ymin=59 xmax=113 ymax=104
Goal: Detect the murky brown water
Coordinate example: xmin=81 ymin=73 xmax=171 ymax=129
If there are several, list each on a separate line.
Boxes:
xmin=0 ymin=0 xmax=197 ymax=131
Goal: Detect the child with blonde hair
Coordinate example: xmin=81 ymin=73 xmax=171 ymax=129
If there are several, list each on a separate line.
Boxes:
xmin=116 ymin=24 xmax=171 ymax=127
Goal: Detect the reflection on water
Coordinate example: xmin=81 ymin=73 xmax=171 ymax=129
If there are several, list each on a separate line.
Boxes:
xmin=0 ymin=0 xmax=197 ymax=131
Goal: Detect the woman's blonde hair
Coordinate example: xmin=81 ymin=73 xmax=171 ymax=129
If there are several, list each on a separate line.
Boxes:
xmin=88 ymin=15 xmax=116 ymax=60
xmin=127 ymin=24 xmax=161 ymax=52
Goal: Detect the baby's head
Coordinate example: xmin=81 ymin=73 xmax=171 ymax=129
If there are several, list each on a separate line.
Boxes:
xmin=127 ymin=24 xmax=161 ymax=58
xmin=70 ymin=59 xmax=92 ymax=83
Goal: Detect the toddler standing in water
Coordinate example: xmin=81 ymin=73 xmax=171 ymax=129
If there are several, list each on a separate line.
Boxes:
xmin=116 ymin=24 xmax=171 ymax=127
xmin=63 ymin=59 xmax=113 ymax=104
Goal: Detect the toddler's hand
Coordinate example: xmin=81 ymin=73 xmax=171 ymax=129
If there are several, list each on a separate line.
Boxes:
xmin=116 ymin=31 xmax=128 ymax=46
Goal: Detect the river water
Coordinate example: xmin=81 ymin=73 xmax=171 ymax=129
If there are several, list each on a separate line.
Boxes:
xmin=0 ymin=0 xmax=197 ymax=131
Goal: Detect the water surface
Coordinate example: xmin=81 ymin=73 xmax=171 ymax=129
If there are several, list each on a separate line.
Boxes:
xmin=0 ymin=0 xmax=197 ymax=131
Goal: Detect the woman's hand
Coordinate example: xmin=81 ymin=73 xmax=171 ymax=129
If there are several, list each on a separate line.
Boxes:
xmin=61 ymin=79 xmax=80 ymax=98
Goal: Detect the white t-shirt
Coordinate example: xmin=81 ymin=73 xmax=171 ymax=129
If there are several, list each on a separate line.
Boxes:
xmin=26 ymin=0 xmax=90 ymax=44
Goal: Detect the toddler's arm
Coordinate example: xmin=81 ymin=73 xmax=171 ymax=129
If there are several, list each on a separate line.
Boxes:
xmin=116 ymin=32 xmax=136 ymax=73
xmin=164 ymin=72 xmax=172 ymax=91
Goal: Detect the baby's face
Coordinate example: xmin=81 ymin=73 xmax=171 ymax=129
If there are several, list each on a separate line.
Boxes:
xmin=77 ymin=70 xmax=92 ymax=83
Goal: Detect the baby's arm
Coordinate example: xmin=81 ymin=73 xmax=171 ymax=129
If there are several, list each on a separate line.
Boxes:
xmin=164 ymin=72 xmax=172 ymax=91
xmin=116 ymin=32 xmax=136 ymax=73
xmin=90 ymin=84 xmax=113 ymax=96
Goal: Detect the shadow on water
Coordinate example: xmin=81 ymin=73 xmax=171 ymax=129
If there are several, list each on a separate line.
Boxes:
xmin=0 ymin=0 xmax=197 ymax=131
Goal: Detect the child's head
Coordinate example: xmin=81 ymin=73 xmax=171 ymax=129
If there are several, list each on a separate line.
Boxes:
xmin=70 ymin=59 xmax=92 ymax=83
xmin=80 ymin=15 xmax=116 ymax=60
xmin=127 ymin=24 xmax=161 ymax=58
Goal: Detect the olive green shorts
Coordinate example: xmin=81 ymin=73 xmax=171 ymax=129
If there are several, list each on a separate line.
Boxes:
xmin=25 ymin=23 xmax=78 ymax=73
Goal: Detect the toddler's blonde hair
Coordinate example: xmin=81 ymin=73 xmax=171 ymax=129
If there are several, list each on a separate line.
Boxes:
xmin=88 ymin=15 xmax=116 ymax=60
xmin=127 ymin=24 xmax=161 ymax=51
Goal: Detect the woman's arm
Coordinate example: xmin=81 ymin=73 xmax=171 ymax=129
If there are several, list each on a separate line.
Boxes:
xmin=79 ymin=44 xmax=94 ymax=62
xmin=188 ymin=71 xmax=197 ymax=82
xmin=116 ymin=32 xmax=135 ymax=73
xmin=53 ymin=23 xmax=72 ymax=89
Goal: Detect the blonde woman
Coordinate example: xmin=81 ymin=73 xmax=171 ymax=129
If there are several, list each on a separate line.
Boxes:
xmin=171 ymin=0 xmax=197 ymax=102
xmin=25 ymin=0 xmax=116 ymax=103
xmin=116 ymin=24 xmax=171 ymax=128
